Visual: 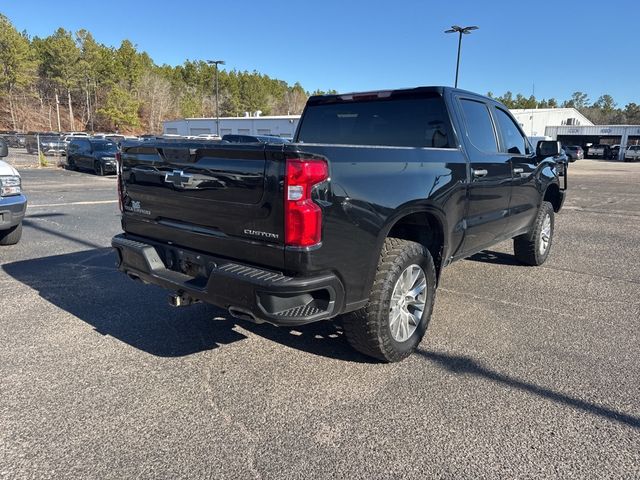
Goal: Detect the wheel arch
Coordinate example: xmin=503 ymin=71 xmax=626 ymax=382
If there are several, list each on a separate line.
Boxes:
xmin=371 ymin=207 xmax=448 ymax=287
xmin=543 ymin=182 xmax=562 ymax=212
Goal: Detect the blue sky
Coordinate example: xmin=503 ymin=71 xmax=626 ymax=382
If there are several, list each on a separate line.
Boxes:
xmin=3 ymin=0 xmax=639 ymax=105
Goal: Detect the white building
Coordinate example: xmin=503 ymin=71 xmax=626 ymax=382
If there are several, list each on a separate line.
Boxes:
xmin=163 ymin=115 xmax=300 ymax=138
xmin=164 ymin=107 xmax=593 ymax=141
xmin=511 ymin=108 xmax=593 ymax=137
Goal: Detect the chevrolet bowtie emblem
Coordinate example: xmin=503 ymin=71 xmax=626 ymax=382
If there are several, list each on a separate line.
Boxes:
xmin=164 ymin=170 xmax=192 ymax=188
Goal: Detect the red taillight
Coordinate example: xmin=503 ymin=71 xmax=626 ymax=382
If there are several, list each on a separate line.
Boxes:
xmin=284 ymin=158 xmax=328 ymax=247
xmin=115 ymin=152 xmax=123 ymax=212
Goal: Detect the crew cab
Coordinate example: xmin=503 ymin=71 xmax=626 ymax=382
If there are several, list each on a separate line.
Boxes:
xmin=0 ymin=139 xmax=26 ymax=245
xmin=112 ymin=86 xmax=567 ymax=362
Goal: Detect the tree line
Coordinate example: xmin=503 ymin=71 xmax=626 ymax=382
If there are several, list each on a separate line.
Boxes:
xmin=3 ymin=14 xmax=639 ymax=134
xmin=0 ymin=14 xmax=336 ymax=134
xmin=487 ymin=91 xmax=640 ymax=125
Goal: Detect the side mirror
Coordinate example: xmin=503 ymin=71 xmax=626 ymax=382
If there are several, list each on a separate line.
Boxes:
xmin=0 ymin=139 xmax=8 ymax=158
xmin=536 ymin=140 xmax=560 ymax=157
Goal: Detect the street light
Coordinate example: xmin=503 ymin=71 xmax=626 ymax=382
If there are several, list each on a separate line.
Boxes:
xmin=207 ymin=60 xmax=225 ymax=136
xmin=444 ymin=25 xmax=478 ymax=88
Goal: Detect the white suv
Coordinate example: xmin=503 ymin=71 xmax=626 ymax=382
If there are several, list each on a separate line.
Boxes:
xmin=0 ymin=139 xmax=26 ymax=245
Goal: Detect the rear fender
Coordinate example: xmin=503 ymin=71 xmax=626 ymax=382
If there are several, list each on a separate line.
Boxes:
xmin=362 ymin=204 xmax=449 ymax=296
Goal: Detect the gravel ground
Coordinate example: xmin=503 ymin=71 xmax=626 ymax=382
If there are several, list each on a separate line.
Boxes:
xmin=0 ymin=159 xmax=638 ymax=479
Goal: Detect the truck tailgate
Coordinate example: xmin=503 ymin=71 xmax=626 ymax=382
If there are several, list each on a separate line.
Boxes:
xmin=119 ymin=141 xmax=285 ymax=269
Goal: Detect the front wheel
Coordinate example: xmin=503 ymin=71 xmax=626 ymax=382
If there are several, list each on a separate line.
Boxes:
xmin=342 ymin=238 xmax=436 ymax=362
xmin=513 ymin=201 xmax=554 ymax=266
xmin=94 ymin=161 xmax=104 ymax=176
xmin=66 ymin=156 xmax=77 ymax=170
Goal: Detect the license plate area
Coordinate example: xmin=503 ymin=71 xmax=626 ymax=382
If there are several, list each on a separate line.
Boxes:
xmin=164 ymin=247 xmax=218 ymax=279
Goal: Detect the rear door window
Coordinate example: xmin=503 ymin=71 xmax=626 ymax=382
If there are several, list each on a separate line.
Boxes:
xmin=493 ymin=107 xmax=528 ymax=155
xmin=297 ymin=94 xmax=454 ymax=148
xmin=459 ymin=99 xmax=498 ymax=153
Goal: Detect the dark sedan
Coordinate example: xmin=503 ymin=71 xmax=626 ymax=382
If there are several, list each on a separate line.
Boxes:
xmin=66 ymin=138 xmax=118 ymax=175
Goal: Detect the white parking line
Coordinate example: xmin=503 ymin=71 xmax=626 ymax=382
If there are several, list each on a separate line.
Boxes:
xmin=28 ymin=200 xmax=118 ymax=208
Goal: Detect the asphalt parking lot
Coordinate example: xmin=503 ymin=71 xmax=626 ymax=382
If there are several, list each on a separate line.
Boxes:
xmin=1 ymin=155 xmax=639 ymax=479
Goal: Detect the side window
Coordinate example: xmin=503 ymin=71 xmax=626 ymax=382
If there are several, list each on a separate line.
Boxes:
xmin=494 ymin=107 xmax=527 ymax=155
xmin=459 ymin=99 xmax=498 ymax=153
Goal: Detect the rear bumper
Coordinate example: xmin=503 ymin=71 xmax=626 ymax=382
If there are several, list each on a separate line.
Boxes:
xmin=111 ymin=234 xmax=345 ymax=326
xmin=0 ymin=194 xmax=27 ymax=229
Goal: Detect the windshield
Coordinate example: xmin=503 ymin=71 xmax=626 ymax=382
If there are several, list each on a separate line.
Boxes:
xmin=93 ymin=142 xmax=117 ymax=152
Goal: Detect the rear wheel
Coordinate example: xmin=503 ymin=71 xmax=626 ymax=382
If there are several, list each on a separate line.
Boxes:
xmin=513 ymin=201 xmax=554 ymax=266
xmin=0 ymin=222 xmax=23 ymax=246
xmin=342 ymin=238 xmax=436 ymax=362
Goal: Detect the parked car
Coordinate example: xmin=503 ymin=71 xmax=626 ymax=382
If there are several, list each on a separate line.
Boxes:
xmin=0 ymin=138 xmax=26 ymax=245
xmin=0 ymin=132 xmax=26 ymax=148
xmin=562 ymin=145 xmax=584 ymax=162
xmin=66 ymin=138 xmax=118 ymax=175
xmin=61 ymin=134 xmax=85 ymax=147
xmin=25 ymin=132 xmax=66 ymax=155
xmin=92 ymin=133 xmax=126 ymax=143
xmin=112 ymin=86 xmax=567 ymax=362
xmin=587 ymin=144 xmax=610 ymax=159
xmin=196 ymin=134 xmax=221 ymax=140
xmin=221 ymin=134 xmax=290 ymax=144
xmin=64 ymin=131 xmax=90 ymax=137
xmin=624 ymin=145 xmax=640 ymax=162
xmin=13 ymin=133 xmax=27 ymax=148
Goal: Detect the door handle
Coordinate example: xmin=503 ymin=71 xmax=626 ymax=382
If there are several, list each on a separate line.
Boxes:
xmin=513 ymin=167 xmax=524 ymax=175
xmin=472 ymin=168 xmax=488 ymax=178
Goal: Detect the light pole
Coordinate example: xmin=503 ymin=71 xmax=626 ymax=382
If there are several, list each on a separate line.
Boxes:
xmin=444 ymin=25 xmax=478 ymax=88
xmin=207 ymin=59 xmax=225 ymax=137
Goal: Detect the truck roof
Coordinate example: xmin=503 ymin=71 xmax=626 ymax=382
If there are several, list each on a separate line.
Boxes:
xmin=306 ymin=86 xmax=483 ymax=105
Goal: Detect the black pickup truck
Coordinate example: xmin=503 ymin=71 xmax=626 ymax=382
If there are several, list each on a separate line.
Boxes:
xmin=112 ymin=86 xmax=566 ymax=362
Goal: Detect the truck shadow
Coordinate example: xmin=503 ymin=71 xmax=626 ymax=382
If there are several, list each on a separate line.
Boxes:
xmin=416 ymin=350 xmax=640 ymax=430
xmin=2 ymin=248 xmax=369 ymax=362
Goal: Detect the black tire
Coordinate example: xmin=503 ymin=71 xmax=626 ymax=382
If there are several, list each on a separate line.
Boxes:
xmin=342 ymin=238 xmax=437 ymax=362
xmin=0 ymin=222 xmax=23 ymax=246
xmin=66 ymin=156 xmax=76 ymax=170
xmin=513 ymin=201 xmax=554 ymax=266
xmin=95 ymin=161 xmax=104 ymax=176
